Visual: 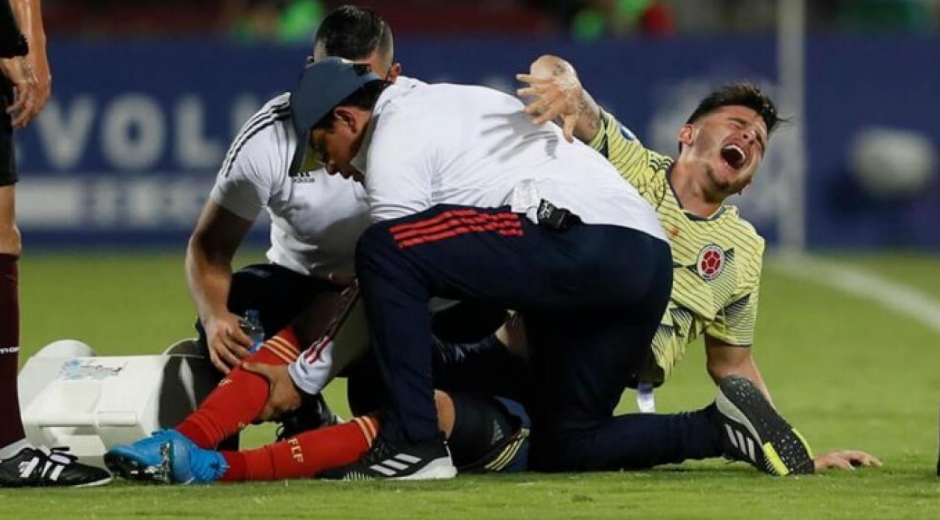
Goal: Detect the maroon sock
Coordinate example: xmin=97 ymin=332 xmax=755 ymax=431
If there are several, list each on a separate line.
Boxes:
xmin=0 ymin=254 xmax=24 ymax=449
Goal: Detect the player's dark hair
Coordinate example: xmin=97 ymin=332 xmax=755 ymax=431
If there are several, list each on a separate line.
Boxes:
xmin=313 ymin=5 xmax=393 ymax=63
xmin=312 ymin=68 xmax=390 ymax=130
xmin=686 ymin=82 xmax=783 ymax=135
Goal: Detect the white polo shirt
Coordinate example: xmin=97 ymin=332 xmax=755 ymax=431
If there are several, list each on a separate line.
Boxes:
xmin=209 ymin=92 xmax=370 ymax=278
xmin=351 ymin=81 xmax=666 ymax=243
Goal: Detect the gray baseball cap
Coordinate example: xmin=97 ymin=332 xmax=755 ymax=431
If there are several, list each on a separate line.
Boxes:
xmin=288 ymin=57 xmax=382 ymax=176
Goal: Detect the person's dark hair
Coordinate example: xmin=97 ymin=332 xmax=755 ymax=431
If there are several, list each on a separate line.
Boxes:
xmin=686 ymin=82 xmax=783 ymax=135
xmin=313 ymin=5 xmax=393 ymax=62
xmin=312 ymin=66 xmax=389 ymax=130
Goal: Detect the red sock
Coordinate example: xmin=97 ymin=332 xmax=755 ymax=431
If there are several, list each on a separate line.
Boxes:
xmin=0 ymin=254 xmax=24 ymax=450
xmin=176 ymin=326 xmax=301 ymax=448
xmin=221 ymin=415 xmax=379 ymax=481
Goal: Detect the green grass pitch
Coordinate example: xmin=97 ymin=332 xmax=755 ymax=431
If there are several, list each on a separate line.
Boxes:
xmin=3 ymin=250 xmax=940 ymax=519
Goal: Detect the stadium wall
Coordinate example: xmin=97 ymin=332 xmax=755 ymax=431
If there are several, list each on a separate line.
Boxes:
xmin=13 ymin=37 xmax=940 ymax=249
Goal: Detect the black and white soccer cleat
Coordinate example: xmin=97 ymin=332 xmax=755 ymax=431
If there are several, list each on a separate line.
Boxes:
xmin=320 ymin=433 xmax=456 ymax=481
xmin=0 ymin=446 xmax=112 ymax=488
xmin=715 ymin=375 xmax=815 ymax=476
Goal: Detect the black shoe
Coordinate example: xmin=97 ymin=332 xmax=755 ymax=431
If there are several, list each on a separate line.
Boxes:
xmin=320 ymin=433 xmax=456 ymax=481
xmin=275 ymin=393 xmax=341 ymax=441
xmin=0 ymin=447 xmax=112 ymax=488
xmin=715 ymin=376 xmax=815 ymax=476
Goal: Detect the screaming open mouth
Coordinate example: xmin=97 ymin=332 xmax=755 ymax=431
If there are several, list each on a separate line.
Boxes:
xmin=721 ymin=144 xmax=747 ymax=169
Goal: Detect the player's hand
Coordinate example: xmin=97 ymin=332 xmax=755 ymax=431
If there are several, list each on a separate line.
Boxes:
xmin=26 ymin=49 xmax=52 ymax=120
xmin=326 ymin=271 xmax=356 ymax=288
xmin=813 ymin=450 xmax=882 ymax=471
xmin=0 ymin=56 xmax=39 ymax=128
xmin=515 ymin=55 xmax=584 ymax=143
xmin=498 ymin=312 xmax=528 ymax=359
xmin=241 ymin=361 xmax=302 ymax=421
xmin=204 ymin=312 xmax=254 ymax=374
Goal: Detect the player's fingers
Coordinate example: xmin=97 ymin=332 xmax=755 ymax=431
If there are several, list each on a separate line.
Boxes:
xmin=19 ymin=94 xmax=44 ymax=128
xmin=527 ymin=101 xmax=561 ymax=126
xmin=523 ymin=98 xmax=548 ymax=116
xmin=327 ymin=271 xmax=356 ymax=287
xmin=516 ymin=86 xmax=539 ymax=98
xmin=562 ymin=115 xmax=578 ymax=143
xmin=7 ymin=93 xmax=30 ymax=128
xmin=217 ymin=340 xmax=244 ymax=369
xmin=15 ymin=103 xmax=39 ymax=128
xmin=225 ymin=339 xmax=252 ymax=360
xmin=269 ymin=392 xmax=291 ymax=419
xmin=836 ymin=460 xmax=854 ymax=470
xmin=846 ymin=450 xmax=882 ymax=467
xmin=241 ymin=361 xmax=270 ymax=380
xmin=9 ymin=111 xmax=27 ymax=129
xmin=815 ymin=455 xmax=851 ymax=470
xmin=258 ymin=402 xmax=275 ymax=422
xmin=531 ymin=111 xmax=556 ymax=127
xmin=515 ymin=73 xmax=551 ymax=85
xmin=6 ymin=89 xmax=27 ymax=116
xmin=532 ymin=102 xmax=566 ymax=126
xmin=227 ymin=325 xmax=255 ymax=348
xmin=526 ymin=88 xmax=561 ymax=110
xmin=208 ymin=347 xmax=231 ymax=375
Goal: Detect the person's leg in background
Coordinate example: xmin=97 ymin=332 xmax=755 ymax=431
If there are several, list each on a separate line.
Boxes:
xmin=0 ymin=80 xmax=110 ymax=488
xmin=0 ymin=186 xmax=24 ymax=461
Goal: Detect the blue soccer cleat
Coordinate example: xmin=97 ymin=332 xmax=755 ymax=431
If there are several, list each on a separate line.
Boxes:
xmin=104 ymin=429 xmax=227 ymax=484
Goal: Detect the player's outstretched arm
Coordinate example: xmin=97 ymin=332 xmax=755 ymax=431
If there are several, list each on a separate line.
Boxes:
xmin=516 ymin=54 xmax=603 ymax=144
xmin=705 ymin=335 xmax=774 ymax=407
xmin=186 ymin=200 xmax=255 ymax=373
xmin=814 ymin=450 xmax=882 ymax=471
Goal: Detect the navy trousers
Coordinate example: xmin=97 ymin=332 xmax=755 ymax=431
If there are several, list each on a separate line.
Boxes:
xmin=355 ymin=204 xmax=672 ymax=468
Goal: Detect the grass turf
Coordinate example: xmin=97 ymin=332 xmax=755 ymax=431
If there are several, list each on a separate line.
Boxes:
xmin=3 ymin=251 xmax=940 ymax=519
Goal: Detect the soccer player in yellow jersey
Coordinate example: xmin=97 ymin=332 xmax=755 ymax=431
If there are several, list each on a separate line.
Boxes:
xmin=521 ymin=59 xmax=768 ymax=396
xmin=500 ymin=54 xmax=880 ymax=474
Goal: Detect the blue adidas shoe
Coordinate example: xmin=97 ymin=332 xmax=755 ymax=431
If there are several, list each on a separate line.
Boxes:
xmin=104 ymin=429 xmax=227 ymax=484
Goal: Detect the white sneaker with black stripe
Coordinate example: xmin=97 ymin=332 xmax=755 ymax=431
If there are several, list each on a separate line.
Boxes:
xmin=321 ymin=434 xmax=457 ymax=481
xmin=715 ymin=375 xmax=814 ymax=476
xmin=0 ymin=447 xmax=112 ymax=488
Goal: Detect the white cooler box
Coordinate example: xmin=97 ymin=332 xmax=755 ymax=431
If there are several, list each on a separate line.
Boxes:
xmin=17 ymin=340 xmax=216 ymax=469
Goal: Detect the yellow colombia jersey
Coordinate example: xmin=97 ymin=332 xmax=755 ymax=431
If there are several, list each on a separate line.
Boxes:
xmin=588 ymin=110 xmax=766 ymax=386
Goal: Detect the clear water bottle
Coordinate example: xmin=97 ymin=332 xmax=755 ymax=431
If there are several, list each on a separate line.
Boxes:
xmin=241 ymin=309 xmax=265 ymax=354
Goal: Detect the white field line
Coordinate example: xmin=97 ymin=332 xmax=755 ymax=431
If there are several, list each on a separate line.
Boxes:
xmin=768 ymin=253 xmax=940 ymax=335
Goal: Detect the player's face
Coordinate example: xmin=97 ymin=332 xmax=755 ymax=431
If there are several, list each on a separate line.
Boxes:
xmin=310 ymin=118 xmax=364 ymax=183
xmin=681 ymin=106 xmax=768 ymax=197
